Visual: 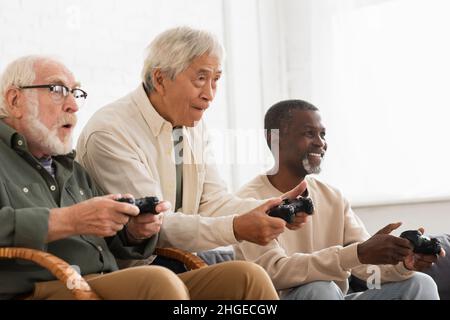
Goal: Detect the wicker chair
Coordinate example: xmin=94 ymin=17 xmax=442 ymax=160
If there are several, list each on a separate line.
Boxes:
xmin=0 ymin=246 xmax=207 ymax=300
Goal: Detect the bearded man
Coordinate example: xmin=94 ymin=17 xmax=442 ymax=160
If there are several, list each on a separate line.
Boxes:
xmin=233 ymin=99 xmax=444 ymax=300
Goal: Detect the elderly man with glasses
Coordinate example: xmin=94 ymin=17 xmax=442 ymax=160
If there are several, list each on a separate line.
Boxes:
xmin=0 ymin=55 xmax=279 ymax=300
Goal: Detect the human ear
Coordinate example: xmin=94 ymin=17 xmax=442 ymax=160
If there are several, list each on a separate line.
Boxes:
xmin=151 ymin=69 xmax=166 ymax=95
xmin=4 ymin=87 xmax=25 ymax=119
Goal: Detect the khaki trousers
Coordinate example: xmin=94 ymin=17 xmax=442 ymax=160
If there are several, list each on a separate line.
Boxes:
xmin=28 ymin=261 xmax=278 ymax=300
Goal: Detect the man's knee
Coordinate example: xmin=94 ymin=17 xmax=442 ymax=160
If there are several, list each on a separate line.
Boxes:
xmin=402 ymin=272 xmax=440 ymax=300
xmin=219 ymin=261 xmax=271 ymax=284
xmin=126 ymin=266 xmax=189 ymax=299
xmin=282 ymin=281 xmax=344 ymax=300
xmin=212 ymin=261 xmax=278 ymax=299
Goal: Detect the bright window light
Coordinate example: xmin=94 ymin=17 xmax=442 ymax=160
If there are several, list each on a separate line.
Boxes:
xmin=318 ymin=0 xmax=450 ymax=205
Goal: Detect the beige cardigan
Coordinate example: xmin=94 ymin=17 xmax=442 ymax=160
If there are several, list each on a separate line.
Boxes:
xmin=234 ymin=174 xmax=413 ymax=294
xmin=76 ymin=85 xmax=262 ymax=252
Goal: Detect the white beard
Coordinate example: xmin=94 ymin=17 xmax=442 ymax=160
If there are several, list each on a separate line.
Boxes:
xmin=23 ymin=96 xmax=74 ymax=156
xmin=302 ymin=154 xmax=322 ymax=175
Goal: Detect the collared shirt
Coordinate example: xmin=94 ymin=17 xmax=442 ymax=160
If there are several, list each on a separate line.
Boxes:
xmin=0 ymin=120 xmax=157 ymax=299
xmin=76 ymin=84 xmax=264 ymax=252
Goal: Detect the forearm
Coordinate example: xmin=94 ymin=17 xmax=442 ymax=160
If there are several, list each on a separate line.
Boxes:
xmin=158 ymin=211 xmax=238 ymax=251
xmin=199 ymin=179 xmax=264 ymax=217
xmin=123 ymin=225 xmax=147 ymax=245
xmin=351 ymin=261 xmax=414 ymax=283
xmin=46 ymin=207 xmax=76 ymax=243
xmin=238 ymin=241 xmax=361 ymax=291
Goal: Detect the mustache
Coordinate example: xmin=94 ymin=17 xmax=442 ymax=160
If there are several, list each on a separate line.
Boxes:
xmin=55 ymin=113 xmax=77 ymax=128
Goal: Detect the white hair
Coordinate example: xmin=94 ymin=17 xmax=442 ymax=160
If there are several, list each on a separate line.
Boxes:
xmin=0 ymin=55 xmax=67 ymax=118
xmin=141 ymin=26 xmax=225 ymax=92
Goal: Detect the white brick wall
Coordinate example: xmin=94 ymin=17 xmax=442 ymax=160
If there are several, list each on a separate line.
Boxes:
xmin=0 ymin=0 xmax=226 ymax=137
xmin=0 ymin=0 xmax=279 ymax=191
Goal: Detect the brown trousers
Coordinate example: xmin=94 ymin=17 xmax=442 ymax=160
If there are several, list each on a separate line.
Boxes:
xmin=28 ymin=261 xmax=279 ymax=300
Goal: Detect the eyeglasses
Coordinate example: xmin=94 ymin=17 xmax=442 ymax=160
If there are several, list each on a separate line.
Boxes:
xmin=19 ymin=84 xmax=88 ymax=108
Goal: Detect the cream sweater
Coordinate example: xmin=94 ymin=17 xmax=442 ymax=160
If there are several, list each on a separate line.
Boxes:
xmin=234 ymin=174 xmax=414 ymax=294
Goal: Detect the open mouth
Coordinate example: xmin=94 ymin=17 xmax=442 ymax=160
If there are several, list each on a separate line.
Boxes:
xmin=308 ymin=152 xmax=324 ymax=158
xmin=306 ymin=152 xmax=325 ymax=168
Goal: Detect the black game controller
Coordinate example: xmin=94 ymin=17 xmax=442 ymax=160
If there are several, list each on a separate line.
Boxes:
xmin=267 ymin=197 xmax=314 ymax=224
xmin=116 ymin=196 xmax=160 ymax=215
xmin=400 ymin=230 xmax=442 ymax=255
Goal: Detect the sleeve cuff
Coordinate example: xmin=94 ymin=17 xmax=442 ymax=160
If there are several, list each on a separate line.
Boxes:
xmin=223 ymin=214 xmax=240 ymax=244
xmin=196 ymin=214 xmax=240 ymax=250
xmin=159 ymin=212 xmax=240 ymax=251
xmin=394 ymin=261 xmax=415 ymax=276
xmin=339 ymin=242 xmax=363 ymax=271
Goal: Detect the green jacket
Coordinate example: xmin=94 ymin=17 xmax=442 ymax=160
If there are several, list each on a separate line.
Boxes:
xmin=0 ymin=120 xmax=158 ymax=299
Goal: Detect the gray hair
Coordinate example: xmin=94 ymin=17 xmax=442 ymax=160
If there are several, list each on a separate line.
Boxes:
xmin=0 ymin=55 xmax=59 ymax=118
xmin=141 ymin=26 xmax=225 ymax=92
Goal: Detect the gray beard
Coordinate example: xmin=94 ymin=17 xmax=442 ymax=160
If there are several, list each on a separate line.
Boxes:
xmin=302 ymin=154 xmax=322 ymax=175
xmin=24 ymin=97 xmax=73 ymax=156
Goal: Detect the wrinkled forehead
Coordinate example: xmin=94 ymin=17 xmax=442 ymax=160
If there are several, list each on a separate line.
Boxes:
xmin=189 ymin=53 xmax=222 ymax=73
xmin=33 ymin=60 xmax=79 ymax=87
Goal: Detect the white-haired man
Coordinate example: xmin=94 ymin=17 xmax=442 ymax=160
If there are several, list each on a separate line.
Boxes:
xmin=0 ymin=55 xmax=279 ymax=300
xmin=76 ymin=26 xmax=308 ymax=260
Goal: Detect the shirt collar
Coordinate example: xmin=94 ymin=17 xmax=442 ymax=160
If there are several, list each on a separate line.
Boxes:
xmin=131 ymin=83 xmax=173 ymax=137
xmin=130 ymin=84 xmax=202 ymax=161
xmin=0 ymin=119 xmax=29 ymax=151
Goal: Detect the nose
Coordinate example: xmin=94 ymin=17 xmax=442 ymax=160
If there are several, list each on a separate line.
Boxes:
xmin=313 ymin=135 xmax=326 ymax=149
xmin=63 ymin=93 xmax=79 ymax=113
xmin=200 ymin=80 xmax=215 ymax=102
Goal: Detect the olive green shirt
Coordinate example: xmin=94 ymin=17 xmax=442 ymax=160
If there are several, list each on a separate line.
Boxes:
xmin=0 ymin=120 xmax=158 ymax=299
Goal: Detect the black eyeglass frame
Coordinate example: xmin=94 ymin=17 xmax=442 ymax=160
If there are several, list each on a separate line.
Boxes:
xmin=18 ymin=84 xmax=88 ymax=100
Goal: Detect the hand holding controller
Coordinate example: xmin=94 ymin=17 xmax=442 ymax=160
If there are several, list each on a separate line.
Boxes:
xmin=116 ymin=196 xmax=160 ymax=215
xmin=267 ymin=197 xmax=314 ymax=224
